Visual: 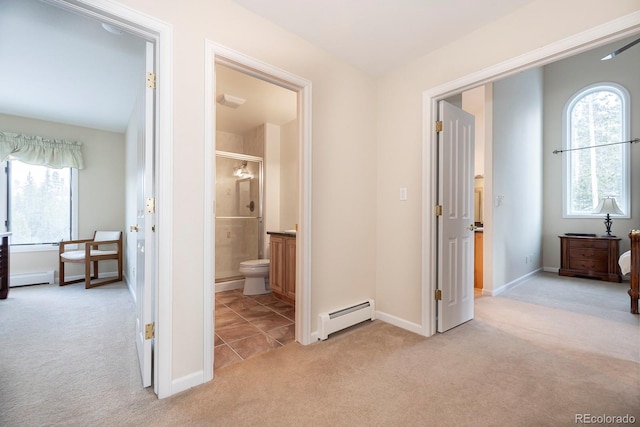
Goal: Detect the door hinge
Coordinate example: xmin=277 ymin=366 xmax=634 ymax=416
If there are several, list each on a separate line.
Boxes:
xmin=146 ymin=197 xmax=156 ymax=214
xmin=146 ymin=72 xmax=156 ymax=89
xmin=435 ymin=120 xmax=443 ymax=132
xmin=435 ymin=289 xmax=442 ymax=301
xmin=434 ymin=205 xmax=443 ymax=216
xmin=145 ymin=322 xmax=155 ymax=340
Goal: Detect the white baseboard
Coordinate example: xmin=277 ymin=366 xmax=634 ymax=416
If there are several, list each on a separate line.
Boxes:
xmin=10 ymin=270 xmax=54 ymax=287
xmin=171 ymin=370 xmax=205 ymax=396
xmin=543 ymin=266 xmax=559 ymax=273
xmin=309 ymin=311 xmax=424 ymax=341
xmin=375 ymin=310 xmax=425 ymax=336
xmin=215 ymin=279 xmax=243 ymax=293
xmin=486 ymin=268 xmax=542 ymax=296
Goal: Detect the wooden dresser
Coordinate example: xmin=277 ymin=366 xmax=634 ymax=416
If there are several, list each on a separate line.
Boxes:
xmin=558 ymin=235 xmax=621 ymax=283
xmin=0 ymin=233 xmax=10 ymax=299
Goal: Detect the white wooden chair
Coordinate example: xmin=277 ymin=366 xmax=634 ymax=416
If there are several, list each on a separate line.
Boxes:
xmin=59 ymin=231 xmax=122 ymax=288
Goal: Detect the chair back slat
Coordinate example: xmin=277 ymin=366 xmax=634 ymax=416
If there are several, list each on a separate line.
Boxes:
xmin=94 ymin=231 xmax=121 ymax=242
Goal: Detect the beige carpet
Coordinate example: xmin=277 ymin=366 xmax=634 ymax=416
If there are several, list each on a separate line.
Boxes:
xmin=0 ymin=273 xmax=638 ymax=426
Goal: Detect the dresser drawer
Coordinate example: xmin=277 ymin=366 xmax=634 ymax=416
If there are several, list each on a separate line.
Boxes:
xmin=567 ymin=239 xmax=609 ymax=249
xmin=568 ymin=257 xmax=607 ymax=272
xmin=568 ymin=248 xmax=607 ymax=259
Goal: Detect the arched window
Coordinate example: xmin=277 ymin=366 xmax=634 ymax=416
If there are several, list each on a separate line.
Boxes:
xmin=563 ymin=83 xmax=630 ymax=218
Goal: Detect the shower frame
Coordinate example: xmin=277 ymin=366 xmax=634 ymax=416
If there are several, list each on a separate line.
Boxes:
xmin=215 ymin=150 xmax=264 ymax=282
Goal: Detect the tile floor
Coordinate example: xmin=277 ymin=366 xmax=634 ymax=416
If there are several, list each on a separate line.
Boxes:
xmin=214 ymin=289 xmax=295 ymax=370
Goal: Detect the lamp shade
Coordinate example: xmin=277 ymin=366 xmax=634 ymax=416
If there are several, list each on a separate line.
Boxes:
xmin=593 ymin=197 xmax=623 ymax=215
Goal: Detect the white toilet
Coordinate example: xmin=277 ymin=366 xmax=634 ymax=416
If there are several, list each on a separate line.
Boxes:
xmin=239 ymin=259 xmax=270 ymax=295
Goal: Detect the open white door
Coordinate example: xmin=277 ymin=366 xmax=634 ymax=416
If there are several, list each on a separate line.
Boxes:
xmin=135 ymin=41 xmax=156 ymax=388
xmin=437 ymin=100 xmax=475 ymax=332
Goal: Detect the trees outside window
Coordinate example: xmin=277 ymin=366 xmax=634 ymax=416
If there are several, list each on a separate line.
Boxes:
xmin=563 ymin=83 xmax=630 ymax=217
xmin=7 ymin=161 xmax=73 ymax=245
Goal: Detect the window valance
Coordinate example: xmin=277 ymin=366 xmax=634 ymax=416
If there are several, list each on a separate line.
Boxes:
xmin=0 ymin=132 xmax=84 ymax=169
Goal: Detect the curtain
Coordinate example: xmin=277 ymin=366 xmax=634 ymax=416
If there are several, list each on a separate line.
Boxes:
xmin=0 ymin=132 xmax=84 ymax=169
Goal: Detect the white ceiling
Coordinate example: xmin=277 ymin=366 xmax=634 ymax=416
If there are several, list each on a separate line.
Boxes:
xmin=231 ymin=0 xmax=536 ymax=76
xmin=215 ymin=64 xmax=298 ymax=135
xmin=1 ymin=0 xmax=635 ymax=135
xmin=0 ymin=0 xmax=145 ymax=133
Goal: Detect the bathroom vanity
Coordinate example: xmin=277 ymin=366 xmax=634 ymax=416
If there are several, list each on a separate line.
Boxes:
xmin=267 ymin=231 xmax=296 ymax=304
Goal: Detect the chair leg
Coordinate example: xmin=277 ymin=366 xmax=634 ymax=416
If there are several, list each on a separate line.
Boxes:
xmin=59 ymin=260 xmax=65 ymax=286
xmin=85 ymin=259 xmax=92 ymax=289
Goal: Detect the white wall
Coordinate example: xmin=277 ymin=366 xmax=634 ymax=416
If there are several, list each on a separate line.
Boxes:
xmin=0 ymin=113 xmax=125 ymax=280
xmin=543 ymin=35 xmax=640 ymax=268
xmin=376 ymin=0 xmax=640 ymax=324
xmin=103 ymin=0 xmax=640 ymax=393
xmin=280 ymin=119 xmax=298 ymax=230
xmin=491 ymin=68 xmax=544 ymax=292
xmin=116 ymin=0 xmax=377 ymax=383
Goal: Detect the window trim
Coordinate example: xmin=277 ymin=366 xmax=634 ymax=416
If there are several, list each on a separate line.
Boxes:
xmin=562 ymin=82 xmax=631 ymax=219
xmin=3 ymin=161 xmax=78 ymax=252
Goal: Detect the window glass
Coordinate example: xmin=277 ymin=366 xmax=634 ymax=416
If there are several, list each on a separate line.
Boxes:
xmin=564 ymin=84 xmax=629 ymax=217
xmin=9 ymin=161 xmax=72 ymax=245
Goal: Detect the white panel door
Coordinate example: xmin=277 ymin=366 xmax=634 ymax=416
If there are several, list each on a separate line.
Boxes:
xmin=136 ymin=41 xmax=155 ymax=388
xmin=437 ymin=100 xmax=475 ymax=332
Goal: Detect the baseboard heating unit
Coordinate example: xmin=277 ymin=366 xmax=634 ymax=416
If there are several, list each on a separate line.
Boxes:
xmin=318 ymin=299 xmax=375 ymax=340
xmin=10 ymin=270 xmax=55 ymax=287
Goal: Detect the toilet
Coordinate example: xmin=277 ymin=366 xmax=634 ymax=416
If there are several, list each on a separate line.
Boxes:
xmin=239 ymin=259 xmax=270 ymax=295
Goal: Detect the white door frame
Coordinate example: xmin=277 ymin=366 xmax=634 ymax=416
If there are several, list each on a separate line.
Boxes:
xmin=204 ymin=41 xmax=313 ymax=379
xmin=53 ymin=0 xmax=173 ymax=398
xmin=421 ymin=12 xmax=640 ymax=336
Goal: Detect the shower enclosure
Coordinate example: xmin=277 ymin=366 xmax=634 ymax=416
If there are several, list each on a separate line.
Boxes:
xmin=215 ymin=152 xmax=263 ymax=282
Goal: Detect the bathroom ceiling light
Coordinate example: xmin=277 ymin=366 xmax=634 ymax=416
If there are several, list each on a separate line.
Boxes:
xmin=234 ymin=161 xmax=253 ymax=179
xmin=101 ymin=22 xmax=124 ymax=35
xmin=217 ymin=93 xmax=246 ymax=108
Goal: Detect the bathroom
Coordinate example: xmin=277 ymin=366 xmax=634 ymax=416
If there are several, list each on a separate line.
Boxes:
xmin=213 ymin=64 xmax=299 ymax=369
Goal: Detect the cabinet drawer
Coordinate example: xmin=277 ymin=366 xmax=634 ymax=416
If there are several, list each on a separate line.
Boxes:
xmin=568 ymin=248 xmax=607 ymax=259
xmin=568 ymin=258 xmax=607 ymax=272
xmin=567 ymin=239 xmax=609 ymax=249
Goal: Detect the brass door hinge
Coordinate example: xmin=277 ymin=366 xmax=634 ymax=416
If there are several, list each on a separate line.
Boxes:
xmin=435 ymin=120 xmax=443 ymax=132
xmin=145 ymin=323 xmax=155 ymax=340
xmin=146 ymin=197 xmax=156 ymax=214
xmin=435 ymin=289 xmax=442 ymax=301
xmin=146 ymin=72 xmax=156 ymax=89
xmin=434 ymin=205 xmax=443 ymax=216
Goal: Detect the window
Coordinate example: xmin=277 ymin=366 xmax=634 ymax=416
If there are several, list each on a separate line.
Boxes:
xmin=563 ymin=83 xmax=630 ymax=218
xmin=3 ymin=160 xmax=78 ymax=248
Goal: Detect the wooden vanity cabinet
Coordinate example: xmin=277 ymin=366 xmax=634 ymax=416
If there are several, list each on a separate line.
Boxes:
xmin=474 ymin=231 xmax=483 ymax=289
xmin=269 ymin=233 xmax=296 ymax=304
xmin=284 ymin=237 xmax=296 ymax=301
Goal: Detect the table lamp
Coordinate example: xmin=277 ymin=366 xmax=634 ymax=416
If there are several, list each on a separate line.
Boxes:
xmin=593 ymin=197 xmax=623 ymax=237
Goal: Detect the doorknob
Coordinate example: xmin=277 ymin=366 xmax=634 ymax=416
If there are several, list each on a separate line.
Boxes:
xmin=467 ymin=224 xmax=478 ymax=231
xmin=130 ymin=225 xmax=139 ymax=232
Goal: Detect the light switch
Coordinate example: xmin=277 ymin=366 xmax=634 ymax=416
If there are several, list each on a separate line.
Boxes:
xmin=400 ymin=187 xmax=408 ymax=201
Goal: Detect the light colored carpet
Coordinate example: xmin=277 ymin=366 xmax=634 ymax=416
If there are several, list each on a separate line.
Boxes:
xmin=0 ymin=273 xmax=638 ymax=426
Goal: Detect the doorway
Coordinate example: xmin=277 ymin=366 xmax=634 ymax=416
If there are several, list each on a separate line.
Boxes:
xmin=424 ymin=21 xmax=640 ymax=336
xmin=41 ymin=0 xmax=171 ymax=397
xmin=204 ymin=41 xmax=313 ymax=378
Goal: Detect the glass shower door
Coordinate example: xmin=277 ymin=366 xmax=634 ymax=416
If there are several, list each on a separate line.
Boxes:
xmin=215 ymin=154 xmax=262 ymax=282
